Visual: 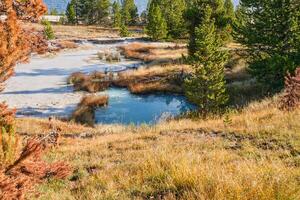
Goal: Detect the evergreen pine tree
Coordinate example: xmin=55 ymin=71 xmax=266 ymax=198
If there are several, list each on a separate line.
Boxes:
xmin=73 ymin=0 xmax=110 ymax=25
xmin=162 ymin=0 xmax=187 ymax=39
xmin=112 ymin=1 xmax=122 ymax=28
xmin=222 ymin=0 xmax=235 ymax=41
xmin=147 ymin=0 xmax=187 ymax=39
xmin=122 ymin=0 xmax=138 ymax=25
xmin=66 ymin=0 xmax=76 ymax=24
xmin=42 ymin=19 xmax=55 ymax=40
xmin=224 ymin=0 xmax=235 ymax=22
xmin=146 ymin=3 xmax=168 ymax=41
xmin=235 ymin=0 xmax=300 ymax=89
xmin=186 ymin=0 xmax=227 ymax=57
xmin=119 ymin=22 xmax=130 ymax=37
xmin=95 ymin=0 xmax=110 ymax=25
xmin=184 ymin=7 xmax=228 ymax=116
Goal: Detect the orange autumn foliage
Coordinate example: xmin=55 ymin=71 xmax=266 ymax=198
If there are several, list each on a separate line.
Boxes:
xmin=1 ymin=138 xmax=72 ymax=200
xmin=0 ymin=2 xmax=71 ymax=199
xmin=0 ymin=103 xmax=71 ymax=200
xmin=0 ymin=0 xmax=47 ymax=91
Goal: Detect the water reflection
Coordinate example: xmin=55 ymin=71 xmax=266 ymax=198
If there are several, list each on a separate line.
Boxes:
xmin=95 ymin=88 xmax=196 ymax=125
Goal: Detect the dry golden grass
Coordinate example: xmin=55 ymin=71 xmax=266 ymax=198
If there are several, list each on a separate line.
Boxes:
xmin=68 ymin=72 xmax=110 ymax=93
xmin=16 ymin=117 xmax=93 ymax=136
xmin=24 ymin=23 xmax=118 ymax=39
xmin=23 ymin=23 xmax=144 ymax=40
xmin=15 ymin=97 xmax=300 ymax=200
xmin=160 ymin=96 xmax=299 ymax=136
xmin=68 ymin=65 xmax=190 ymax=95
xmin=119 ymin=42 xmax=187 ymax=64
xmin=128 ymin=82 xmax=182 ymax=94
xmin=56 ymin=40 xmax=79 ymax=49
xmin=118 ymin=65 xmax=190 ymax=80
xmin=115 ymin=65 xmax=190 ymax=94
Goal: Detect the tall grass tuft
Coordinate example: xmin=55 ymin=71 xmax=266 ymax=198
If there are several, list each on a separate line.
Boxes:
xmin=129 ymin=148 xmax=300 ymax=200
xmin=67 ymin=72 xmax=110 ymax=93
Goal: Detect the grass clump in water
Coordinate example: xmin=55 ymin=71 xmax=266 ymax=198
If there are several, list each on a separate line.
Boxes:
xmin=71 ymin=95 xmax=109 ymax=126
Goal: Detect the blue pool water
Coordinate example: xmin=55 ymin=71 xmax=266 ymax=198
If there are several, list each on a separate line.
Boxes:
xmin=95 ymin=88 xmax=195 ymax=125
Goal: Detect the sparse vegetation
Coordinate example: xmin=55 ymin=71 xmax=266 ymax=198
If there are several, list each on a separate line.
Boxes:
xmin=119 ymin=42 xmax=187 ymax=64
xmin=68 ymin=64 xmax=189 ymax=95
xmin=67 ymin=72 xmax=110 ymax=93
xmin=128 ymin=81 xmax=182 ymax=94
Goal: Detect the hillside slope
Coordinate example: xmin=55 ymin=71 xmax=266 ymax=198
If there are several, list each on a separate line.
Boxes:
xmin=18 ymin=96 xmax=300 ymax=200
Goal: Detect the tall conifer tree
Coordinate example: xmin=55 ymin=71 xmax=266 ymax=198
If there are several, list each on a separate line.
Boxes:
xmin=222 ymin=0 xmax=235 ymax=41
xmin=146 ymin=3 xmax=168 ymax=41
xmin=66 ymin=0 xmax=77 ymax=24
xmin=235 ymin=0 xmax=300 ymax=89
xmin=186 ymin=0 xmax=228 ymax=57
xmin=122 ymin=0 xmax=138 ymax=25
xmin=148 ymin=0 xmax=187 ymax=39
xmin=185 ymin=7 xmax=228 ymax=115
xmin=112 ymin=1 xmax=122 ymax=27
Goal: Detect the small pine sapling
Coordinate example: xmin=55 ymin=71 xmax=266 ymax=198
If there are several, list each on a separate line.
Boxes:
xmin=42 ymin=19 xmax=55 ymax=40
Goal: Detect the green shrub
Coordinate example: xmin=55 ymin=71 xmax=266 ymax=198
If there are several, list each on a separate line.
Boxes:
xmin=42 ymin=19 xmax=55 ymax=40
xmin=119 ymin=23 xmax=130 ymax=37
xmin=0 ymin=103 xmax=18 ymax=167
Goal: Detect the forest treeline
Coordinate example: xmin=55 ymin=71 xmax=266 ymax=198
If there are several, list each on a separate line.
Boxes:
xmin=65 ymin=0 xmax=299 ymax=87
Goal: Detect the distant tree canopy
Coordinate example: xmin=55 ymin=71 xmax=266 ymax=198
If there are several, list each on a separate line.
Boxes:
xmin=112 ymin=1 xmax=122 ymax=27
xmin=186 ymin=0 xmax=234 ymax=57
xmin=146 ymin=0 xmax=235 ymax=41
xmin=147 ymin=0 xmax=187 ymax=39
xmin=66 ymin=0 xmax=76 ymax=24
xmin=121 ymin=0 xmax=138 ymax=25
xmin=65 ymin=0 xmax=111 ymax=25
xmin=65 ymin=0 xmax=139 ymax=27
xmin=0 ymin=0 xmax=47 ymax=91
xmin=146 ymin=2 xmax=168 ymax=40
xmin=235 ymin=0 xmax=300 ymax=90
